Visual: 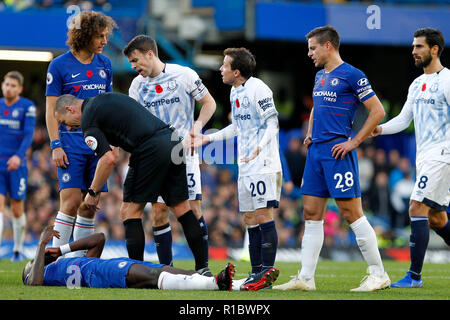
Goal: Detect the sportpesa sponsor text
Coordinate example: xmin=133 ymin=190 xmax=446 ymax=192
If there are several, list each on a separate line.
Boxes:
xmin=144 ymin=96 xmax=181 ymax=108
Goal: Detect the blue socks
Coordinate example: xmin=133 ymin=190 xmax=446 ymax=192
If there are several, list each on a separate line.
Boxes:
xmin=248 ymin=225 xmax=262 ymax=273
xmin=435 ymin=221 xmax=450 ymax=246
xmin=260 ymin=220 xmax=278 ymax=271
xmin=409 ymin=217 xmax=429 ymax=280
xmin=198 ymin=216 xmax=209 ymax=267
xmin=248 ymin=221 xmax=278 ymax=274
xmin=153 ymin=216 xmax=209 ymax=268
xmin=153 ymin=223 xmax=173 ymax=266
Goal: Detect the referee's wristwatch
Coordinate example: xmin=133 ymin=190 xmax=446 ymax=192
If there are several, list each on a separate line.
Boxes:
xmin=88 ymin=188 xmax=99 ymax=197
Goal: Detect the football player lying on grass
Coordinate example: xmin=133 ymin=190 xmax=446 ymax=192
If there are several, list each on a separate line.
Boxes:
xmin=22 ymin=225 xmax=235 ymax=290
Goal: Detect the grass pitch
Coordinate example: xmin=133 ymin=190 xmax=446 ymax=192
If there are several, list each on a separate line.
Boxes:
xmin=1 ymin=259 xmax=449 ymax=300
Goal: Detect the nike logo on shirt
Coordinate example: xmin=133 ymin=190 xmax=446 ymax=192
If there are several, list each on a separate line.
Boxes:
xmin=71 ymin=73 xmax=81 ymax=78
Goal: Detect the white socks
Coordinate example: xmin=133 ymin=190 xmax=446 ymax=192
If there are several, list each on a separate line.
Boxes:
xmin=52 ymin=212 xmax=95 ymax=257
xmin=1 ymin=212 xmax=26 ymax=251
xmin=299 ymin=216 xmax=385 ymax=280
xmin=157 ymin=272 xmax=218 ymax=290
xmin=350 ymin=216 xmax=385 ymax=276
xmin=53 ymin=211 xmax=75 ymax=247
xmin=12 ymin=214 xmax=26 ymax=253
xmin=299 ymin=220 xmax=324 ymax=280
xmin=71 ymin=215 xmax=95 ymax=257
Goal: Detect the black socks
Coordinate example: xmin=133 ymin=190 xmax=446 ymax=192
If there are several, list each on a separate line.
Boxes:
xmin=123 ymin=218 xmax=145 ymax=261
xmin=178 ymin=210 xmax=207 ymax=271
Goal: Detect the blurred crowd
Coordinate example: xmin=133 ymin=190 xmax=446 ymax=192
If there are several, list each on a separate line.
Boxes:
xmin=0 ymin=101 xmax=419 ymax=251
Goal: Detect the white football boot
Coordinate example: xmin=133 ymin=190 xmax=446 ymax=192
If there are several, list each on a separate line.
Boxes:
xmin=351 ymin=271 xmax=391 ymax=292
xmin=272 ymin=271 xmax=316 ymax=291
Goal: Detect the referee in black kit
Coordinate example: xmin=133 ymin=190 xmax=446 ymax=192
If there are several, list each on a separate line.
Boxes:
xmin=53 ymin=92 xmax=208 ymax=274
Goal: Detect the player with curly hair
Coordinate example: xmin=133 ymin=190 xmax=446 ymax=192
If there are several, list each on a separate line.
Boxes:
xmin=45 ymin=11 xmax=118 ymax=255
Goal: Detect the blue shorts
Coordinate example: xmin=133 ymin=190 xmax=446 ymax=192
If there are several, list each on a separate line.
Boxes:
xmin=87 ymin=258 xmax=164 ymax=288
xmin=0 ymin=164 xmax=27 ymax=200
xmin=57 ymin=152 xmax=107 ymax=192
xmin=301 ymin=139 xmax=361 ymax=198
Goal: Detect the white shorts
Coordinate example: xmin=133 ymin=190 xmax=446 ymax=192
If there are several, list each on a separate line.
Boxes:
xmin=237 ymin=172 xmax=282 ymax=212
xmin=410 ymin=160 xmax=450 ymax=211
xmin=157 ymin=153 xmax=202 ymax=203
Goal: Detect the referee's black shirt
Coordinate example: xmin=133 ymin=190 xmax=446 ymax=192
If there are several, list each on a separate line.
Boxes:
xmin=81 ymin=92 xmax=169 ymax=157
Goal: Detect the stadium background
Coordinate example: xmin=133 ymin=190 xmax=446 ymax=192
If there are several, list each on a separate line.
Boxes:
xmin=0 ymin=0 xmax=449 ymax=263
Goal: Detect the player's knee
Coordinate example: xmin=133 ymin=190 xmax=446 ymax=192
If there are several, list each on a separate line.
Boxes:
xmin=303 ymin=203 xmax=320 ymax=220
xmin=255 ymin=208 xmax=273 ymax=225
xmin=409 ymin=200 xmax=429 ymax=217
xmin=340 ymin=207 xmax=358 ymax=223
xmin=429 ymin=219 xmax=443 ymax=230
xmin=189 ymin=200 xmax=202 ymax=219
xmin=59 ymin=191 xmax=82 ymax=216
xmin=243 ymin=212 xmax=257 ymax=226
xmin=120 ymin=202 xmax=143 ymax=221
xmin=61 ymin=203 xmax=79 ymax=215
xmin=10 ymin=209 xmax=23 ymax=219
xmin=78 ymin=202 xmax=96 ymax=219
xmin=428 ymin=211 xmax=447 ymax=230
xmin=10 ymin=199 xmax=24 ymax=217
xmin=152 ymin=208 xmax=169 ymax=226
xmin=169 ymin=200 xmax=191 ymax=218
xmin=140 ymin=266 xmax=161 ymax=288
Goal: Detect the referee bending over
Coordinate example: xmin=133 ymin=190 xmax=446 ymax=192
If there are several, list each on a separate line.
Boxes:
xmin=53 ymin=92 xmax=207 ymax=273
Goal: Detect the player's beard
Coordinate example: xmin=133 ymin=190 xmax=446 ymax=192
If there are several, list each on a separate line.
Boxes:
xmin=415 ymin=52 xmax=432 ymax=68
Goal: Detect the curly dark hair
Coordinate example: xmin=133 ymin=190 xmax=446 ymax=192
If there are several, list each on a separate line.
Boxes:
xmin=66 ymin=11 xmax=118 ymax=52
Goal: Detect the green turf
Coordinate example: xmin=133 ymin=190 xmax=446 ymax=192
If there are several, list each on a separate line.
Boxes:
xmin=0 ymin=259 xmax=449 ymax=300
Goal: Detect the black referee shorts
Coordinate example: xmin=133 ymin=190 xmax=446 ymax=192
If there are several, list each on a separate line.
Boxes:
xmin=123 ymin=128 xmax=188 ymax=206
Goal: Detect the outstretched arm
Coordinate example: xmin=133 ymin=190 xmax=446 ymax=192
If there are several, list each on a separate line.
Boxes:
xmin=185 ymin=93 xmax=216 ymax=154
xmin=371 ymin=99 xmax=413 ymax=137
xmin=191 ymin=123 xmax=238 ymax=148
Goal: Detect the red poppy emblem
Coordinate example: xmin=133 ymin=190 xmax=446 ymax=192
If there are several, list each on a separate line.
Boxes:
xmin=421 ymin=83 xmax=426 ymax=91
xmin=3 ymin=110 xmax=9 ymax=116
xmin=155 ymin=84 xmax=163 ymax=93
xmin=86 ymin=70 xmax=93 ymax=77
xmin=236 ymin=99 xmax=240 ymax=108
xmin=320 ymin=78 xmax=326 ymax=85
